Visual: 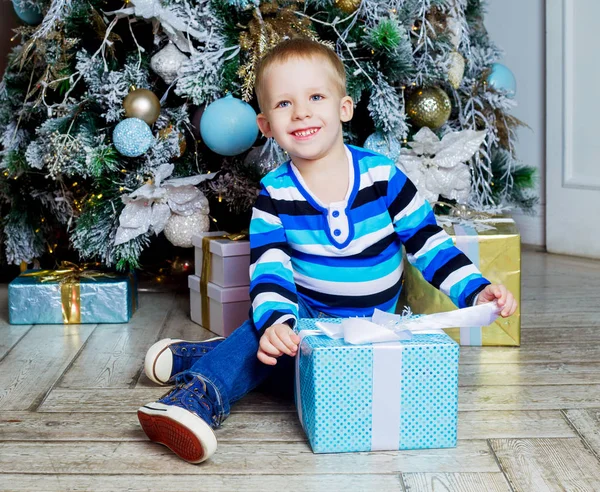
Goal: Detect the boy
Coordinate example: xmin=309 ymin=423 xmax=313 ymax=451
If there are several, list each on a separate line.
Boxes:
xmin=137 ymin=38 xmax=517 ymax=464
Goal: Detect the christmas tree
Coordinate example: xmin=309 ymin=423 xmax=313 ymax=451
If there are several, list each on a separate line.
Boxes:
xmin=0 ymin=0 xmax=536 ymax=271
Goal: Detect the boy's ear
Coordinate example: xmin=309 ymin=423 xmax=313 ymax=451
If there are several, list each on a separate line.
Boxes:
xmin=340 ymin=96 xmax=354 ymax=123
xmin=256 ymin=113 xmax=273 ymax=138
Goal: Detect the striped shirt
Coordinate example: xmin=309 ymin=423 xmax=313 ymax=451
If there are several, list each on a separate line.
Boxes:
xmin=249 ymin=145 xmax=490 ymax=333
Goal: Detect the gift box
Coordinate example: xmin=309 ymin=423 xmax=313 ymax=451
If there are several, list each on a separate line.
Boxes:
xmin=401 ymin=218 xmax=521 ymax=346
xmin=188 ymin=274 xmax=250 ymax=337
xmin=192 ymin=231 xmax=250 ymax=288
xmin=295 ymin=318 xmax=459 ymax=454
xmin=9 ymin=267 xmax=137 ymax=325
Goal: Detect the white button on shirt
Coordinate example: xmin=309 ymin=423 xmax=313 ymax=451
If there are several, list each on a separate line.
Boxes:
xmin=290 ymin=146 xmax=354 ymax=245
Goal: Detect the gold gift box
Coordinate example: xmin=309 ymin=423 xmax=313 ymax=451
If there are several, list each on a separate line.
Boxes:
xmin=401 ymin=218 xmax=521 ymax=346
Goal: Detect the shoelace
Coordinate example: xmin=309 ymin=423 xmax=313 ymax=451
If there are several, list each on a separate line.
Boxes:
xmin=159 ymin=379 xmax=218 ymax=425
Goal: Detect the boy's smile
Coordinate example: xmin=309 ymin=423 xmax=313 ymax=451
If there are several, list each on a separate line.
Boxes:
xmin=256 ymin=55 xmax=353 ymax=172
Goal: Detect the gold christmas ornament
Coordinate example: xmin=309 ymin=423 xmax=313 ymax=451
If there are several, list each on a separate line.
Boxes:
xmin=448 ymin=50 xmax=465 ymax=89
xmin=238 ymin=2 xmax=327 ymax=101
xmin=123 ymin=88 xmax=161 ymax=125
xmin=406 ymin=86 xmax=452 ymax=129
xmin=158 ymin=126 xmax=187 ymax=158
xmin=335 ymin=0 xmax=361 ymax=14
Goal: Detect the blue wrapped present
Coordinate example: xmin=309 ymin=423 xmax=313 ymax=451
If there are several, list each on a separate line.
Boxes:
xmin=295 ymin=317 xmax=459 ymax=454
xmin=9 ymin=265 xmax=138 ymax=325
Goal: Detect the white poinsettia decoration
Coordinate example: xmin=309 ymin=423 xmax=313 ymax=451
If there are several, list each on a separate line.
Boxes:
xmin=397 ymin=127 xmax=486 ymax=203
xmin=114 ymin=163 xmax=215 ymax=245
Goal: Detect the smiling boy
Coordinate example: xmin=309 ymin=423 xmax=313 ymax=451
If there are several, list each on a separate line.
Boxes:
xmin=137 ymin=38 xmax=517 ymax=464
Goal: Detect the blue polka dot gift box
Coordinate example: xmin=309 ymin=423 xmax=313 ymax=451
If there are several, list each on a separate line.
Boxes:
xmin=295 ymin=317 xmax=459 ymax=454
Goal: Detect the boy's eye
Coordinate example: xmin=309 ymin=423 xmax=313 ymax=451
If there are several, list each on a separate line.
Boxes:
xmin=311 ymin=94 xmax=324 ymax=101
xmin=276 ymin=101 xmax=290 ymax=108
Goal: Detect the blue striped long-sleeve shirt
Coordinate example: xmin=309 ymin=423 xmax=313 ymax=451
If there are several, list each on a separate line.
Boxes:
xmin=249 ymin=145 xmax=490 ymax=333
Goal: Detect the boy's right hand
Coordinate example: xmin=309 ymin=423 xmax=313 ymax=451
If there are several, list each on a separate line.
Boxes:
xmin=257 ymin=323 xmax=300 ymax=366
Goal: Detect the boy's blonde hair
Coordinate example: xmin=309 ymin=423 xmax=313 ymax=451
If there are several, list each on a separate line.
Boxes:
xmin=254 ymin=37 xmax=347 ymax=111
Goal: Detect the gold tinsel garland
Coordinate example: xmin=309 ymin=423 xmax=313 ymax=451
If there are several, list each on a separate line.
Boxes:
xmin=238 ymin=1 xmax=320 ymax=101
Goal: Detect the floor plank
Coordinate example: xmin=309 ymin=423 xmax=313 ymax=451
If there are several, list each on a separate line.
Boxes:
xmin=522 ymin=325 xmax=600 ymax=343
xmin=460 ymin=344 xmax=600 ymax=364
xmin=563 ymin=409 xmax=600 ymax=459
xmin=402 ymin=472 xmax=511 ymax=492
xmin=459 ymin=385 xmax=600 ymax=411
xmin=459 ymin=362 xmax=600 ymax=386
xmin=0 ymin=474 xmax=404 ymax=492
xmin=490 ymin=438 xmax=600 ymax=492
xmin=0 ymin=324 xmax=96 ymax=411
xmin=0 ymin=440 xmax=499 ymax=474
xmin=40 ymin=384 xmax=600 ymax=413
xmin=57 ymin=293 xmax=176 ymax=389
xmin=0 ymin=409 xmax=575 ymax=442
xmin=38 ymin=388 xmax=296 ymax=413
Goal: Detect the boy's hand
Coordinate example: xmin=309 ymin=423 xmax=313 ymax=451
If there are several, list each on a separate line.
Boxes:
xmin=257 ymin=323 xmax=301 ymax=366
xmin=476 ymin=284 xmax=518 ymax=318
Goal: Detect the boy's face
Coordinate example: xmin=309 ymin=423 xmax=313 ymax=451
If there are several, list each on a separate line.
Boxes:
xmin=256 ymin=56 xmax=353 ymax=163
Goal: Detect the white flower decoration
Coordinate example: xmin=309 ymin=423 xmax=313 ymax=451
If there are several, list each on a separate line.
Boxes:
xmin=397 ymin=127 xmax=486 ymax=203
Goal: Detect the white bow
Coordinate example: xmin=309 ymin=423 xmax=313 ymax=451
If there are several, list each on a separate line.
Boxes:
xmin=397 ymin=127 xmax=486 ymax=203
xmin=114 ymin=164 xmax=215 ymax=245
xmin=312 ymin=302 xmax=501 ymax=345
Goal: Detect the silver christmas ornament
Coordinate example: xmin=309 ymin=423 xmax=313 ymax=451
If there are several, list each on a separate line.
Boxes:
xmin=243 ymin=138 xmax=288 ymax=175
xmin=150 ymin=42 xmax=189 ymax=84
xmin=164 ymin=210 xmax=210 ymax=248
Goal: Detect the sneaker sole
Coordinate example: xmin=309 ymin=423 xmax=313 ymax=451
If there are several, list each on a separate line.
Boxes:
xmin=137 ymin=402 xmax=217 ymax=464
xmin=144 ymin=337 xmax=226 ymax=385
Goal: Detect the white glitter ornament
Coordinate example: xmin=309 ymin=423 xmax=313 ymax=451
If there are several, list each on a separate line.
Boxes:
xmin=448 ymin=50 xmax=465 ymax=89
xmin=164 ymin=210 xmax=210 ymax=248
xmin=150 ymin=42 xmax=188 ymax=84
xmin=397 ymin=127 xmax=487 ymax=203
xmin=114 ymin=164 xmax=215 ymax=245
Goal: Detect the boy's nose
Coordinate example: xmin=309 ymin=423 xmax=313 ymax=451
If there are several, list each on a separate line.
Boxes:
xmin=293 ymin=105 xmax=312 ymax=119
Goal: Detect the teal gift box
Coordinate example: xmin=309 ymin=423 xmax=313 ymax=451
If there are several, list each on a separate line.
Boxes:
xmin=295 ymin=318 xmax=459 ymax=454
xmin=9 ymin=267 xmax=138 ymax=325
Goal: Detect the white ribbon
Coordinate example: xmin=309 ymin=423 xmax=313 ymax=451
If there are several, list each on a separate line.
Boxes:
xmin=295 ymin=302 xmax=501 ymax=450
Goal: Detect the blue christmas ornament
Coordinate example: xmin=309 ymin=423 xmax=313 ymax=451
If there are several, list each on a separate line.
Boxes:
xmin=12 ymin=0 xmax=43 ymax=25
xmin=364 ymin=132 xmax=403 ymax=161
xmin=200 ymin=94 xmax=258 ymax=156
xmin=487 ymin=63 xmax=517 ymax=98
xmin=113 ymin=118 xmax=154 ymax=157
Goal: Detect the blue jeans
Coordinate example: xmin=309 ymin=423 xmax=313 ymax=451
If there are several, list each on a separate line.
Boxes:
xmin=178 ymin=296 xmax=323 ymax=428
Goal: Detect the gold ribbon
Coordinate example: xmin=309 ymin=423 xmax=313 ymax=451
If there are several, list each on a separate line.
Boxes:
xmin=22 ymin=262 xmax=117 ymax=324
xmin=200 ymin=233 xmax=248 ymax=330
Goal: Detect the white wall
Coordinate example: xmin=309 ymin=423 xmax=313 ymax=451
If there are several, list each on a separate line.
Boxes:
xmin=484 ymin=0 xmax=546 ymax=246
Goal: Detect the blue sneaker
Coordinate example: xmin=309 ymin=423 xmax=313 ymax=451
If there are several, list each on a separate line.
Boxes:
xmin=138 ymin=378 xmax=219 ymax=463
xmin=144 ymin=337 xmax=225 ymax=385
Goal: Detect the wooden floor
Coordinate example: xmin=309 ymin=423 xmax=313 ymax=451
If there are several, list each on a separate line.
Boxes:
xmin=1 ymin=248 xmax=600 ymax=491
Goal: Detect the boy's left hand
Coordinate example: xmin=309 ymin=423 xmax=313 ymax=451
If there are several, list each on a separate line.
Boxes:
xmin=476 ymin=284 xmax=518 ymax=318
